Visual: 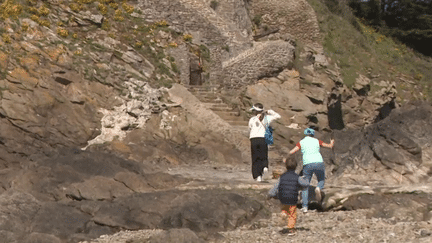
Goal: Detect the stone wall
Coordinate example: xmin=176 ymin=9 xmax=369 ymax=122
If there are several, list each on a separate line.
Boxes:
xmin=248 ymin=0 xmax=321 ymax=47
xmin=133 ymin=0 xmax=228 ymax=45
xmin=167 ymin=44 xmax=190 ymax=85
xmin=221 ymin=40 xmax=295 ymax=88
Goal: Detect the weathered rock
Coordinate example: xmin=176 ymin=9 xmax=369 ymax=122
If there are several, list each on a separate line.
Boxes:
xmin=23 ymin=233 xmax=63 ymax=243
xmin=31 ymin=202 xmax=92 ymax=240
xmin=66 ymin=176 xmax=133 ymax=201
xmin=146 ymin=228 xmax=204 ymax=243
xmin=329 ymin=102 xmax=432 ymax=186
xmin=52 ymin=70 xmax=79 ymax=86
xmin=0 ymin=148 xmax=197 ymax=242
xmin=244 ymin=78 xmax=325 ymax=131
xmin=168 ymin=84 xmax=249 ymax=162
xmin=0 ymin=190 xmax=41 ymax=239
xmin=114 ymin=172 xmax=155 ymax=193
xmin=160 ymin=191 xmax=264 ymax=232
xmin=353 ymin=74 xmax=371 ymax=96
xmin=342 ymin=192 xmax=432 ymax=222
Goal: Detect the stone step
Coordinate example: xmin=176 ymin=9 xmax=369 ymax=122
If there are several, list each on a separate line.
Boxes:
xmin=210 ymin=106 xmax=235 ymax=112
xmin=190 ymin=91 xmax=217 ymax=96
xmin=213 ymin=110 xmax=240 ymax=117
xmin=185 ymin=84 xmax=220 ymax=89
xmin=187 ymin=86 xmax=220 ymax=92
xmin=192 ymin=92 xmax=219 ymax=98
xmin=231 ymin=125 xmax=249 ymax=136
xmin=227 ymin=120 xmax=249 ymax=126
xmin=231 ymin=125 xmax=249 ymax=129
xmin=204 ymin=103 xmax=231 ymax=109
xmin=222 ymin=116 xmax=246 ymax=122
xmin=200 ymin=97 xmax=223 ymax=103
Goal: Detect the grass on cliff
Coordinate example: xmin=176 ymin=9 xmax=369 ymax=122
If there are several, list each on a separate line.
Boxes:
xmin=306 ymin=0 xmax=432 ymax=102
xmin=0 ymin=0 xmax=180 ymax=89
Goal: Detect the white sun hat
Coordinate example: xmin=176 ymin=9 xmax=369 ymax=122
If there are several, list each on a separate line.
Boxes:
xmin=250 ymin=105 xmax=263 ymax=111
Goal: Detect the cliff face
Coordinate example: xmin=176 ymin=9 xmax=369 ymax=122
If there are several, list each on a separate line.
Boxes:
xmin=0 ymin=0 xmax=428 ymax=191
xmin=0 ymin=0 xmax=431 ymax=242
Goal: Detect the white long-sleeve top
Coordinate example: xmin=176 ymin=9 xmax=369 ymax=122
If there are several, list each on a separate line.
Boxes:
xmin=248 ymin=110 xmax=281 ymax=139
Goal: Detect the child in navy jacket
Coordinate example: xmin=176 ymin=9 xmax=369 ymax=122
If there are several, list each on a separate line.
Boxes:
xmin=268 ymin=157 xmax=308 ymax=235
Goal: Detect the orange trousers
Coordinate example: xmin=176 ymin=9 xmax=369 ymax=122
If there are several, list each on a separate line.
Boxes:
xmin=281 ymin=205 xmax=297 ymax=229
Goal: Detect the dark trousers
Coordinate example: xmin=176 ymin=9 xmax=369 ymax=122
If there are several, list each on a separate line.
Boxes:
xmin=250 ymin=137 xmax=268 ymax=179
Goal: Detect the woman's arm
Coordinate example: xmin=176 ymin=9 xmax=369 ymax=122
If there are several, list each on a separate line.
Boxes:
xmin=321 ymin=139 xmax=334 ymax=148
xmin=265 ymin=110 xmax=281 ymax=123
xmin=289 ymin=145 xmax=300 ymax=155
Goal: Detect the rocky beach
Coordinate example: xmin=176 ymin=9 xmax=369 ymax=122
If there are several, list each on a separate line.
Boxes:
xmin=0 ymin=0 xmax=431 ymax=242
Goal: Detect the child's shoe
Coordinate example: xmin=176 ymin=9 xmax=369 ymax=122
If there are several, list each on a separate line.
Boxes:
xmin=287 ymin=228 xmax=297 ymax=236
xmin=280 ymin=228 xmax=296 ymax=235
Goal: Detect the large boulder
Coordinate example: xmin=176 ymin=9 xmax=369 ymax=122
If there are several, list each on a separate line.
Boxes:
xmin=329 ymin=102 xmax=432 ymax=186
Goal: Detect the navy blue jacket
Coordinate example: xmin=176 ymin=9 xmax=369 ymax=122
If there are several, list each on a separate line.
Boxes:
xmin=277 ymin=170 xmax=300 ymax=205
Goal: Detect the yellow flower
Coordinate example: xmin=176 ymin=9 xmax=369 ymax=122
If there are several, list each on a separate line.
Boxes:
xmin=2 ymin=33 xmax=11 ymax=43
xmin=21 ymin=22 xmax=29 ymax=31
xmin=38 ymin=5 xmax=50 ymax=16
xmin=134 ymin=41 xmax=143 ymax=48
xmin=183 ymin=34 xmax=193 ymax=42
xmin=57 ymin=27 xmax=69 ymax=37
xmin=98 ymin=3 xmax=108 ymax=15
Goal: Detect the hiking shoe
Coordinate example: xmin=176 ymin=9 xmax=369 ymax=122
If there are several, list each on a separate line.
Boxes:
xmin=256 ymin=176 xmax=263 ymax=182
xmin=287 ymin=228 xmax=297 ymax=236
xmin=315 ymin=187 xmax=322 ymax=202
xmin=280 ymin=228 xmax=296 ymax=235
xmin=301 ymin=207 xmax=308 ymax=213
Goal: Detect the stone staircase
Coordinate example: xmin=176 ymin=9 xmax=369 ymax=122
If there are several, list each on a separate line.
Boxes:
xmin=185 ymin=84 xmax=282 ymax=165
xmin=186 ymin=85 xmax=249 ymax=136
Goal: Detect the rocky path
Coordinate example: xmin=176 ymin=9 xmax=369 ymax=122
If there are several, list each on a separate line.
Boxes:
xmin=80 ymin=163 xmax=432 ymax=243
xmin=221 ymin=209 xmax=432 ymax=243
xmin=81 ymin=210 xmax=432 ymax=243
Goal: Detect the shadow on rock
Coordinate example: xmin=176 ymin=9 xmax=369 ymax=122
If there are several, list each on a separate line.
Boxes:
xmin=328 ymin=102 xmax=432 ymax=186
xmin=342 ymin=192 xmax=432 ymax=222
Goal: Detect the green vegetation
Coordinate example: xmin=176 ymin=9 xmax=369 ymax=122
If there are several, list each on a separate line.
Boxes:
xmin=348 ymin=0 xmax=432 ymax=56
xmin=210 ymin=0 xmax=219 ymax=10
xmin=306 ymin=0 xmax=432 ymax=99
xmin=252 ymin=14 xmax=262 ymax=27
xmin=199 ymin=44 xmax=210 ymax=62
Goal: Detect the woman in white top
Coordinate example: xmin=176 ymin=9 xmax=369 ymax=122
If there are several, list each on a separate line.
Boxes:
xmin=249 ymin=103 xmax=281 ymax=182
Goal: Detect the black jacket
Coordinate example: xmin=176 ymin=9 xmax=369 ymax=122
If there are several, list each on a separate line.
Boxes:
xmin=277 ymin=170 xmax=300 ymax=205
